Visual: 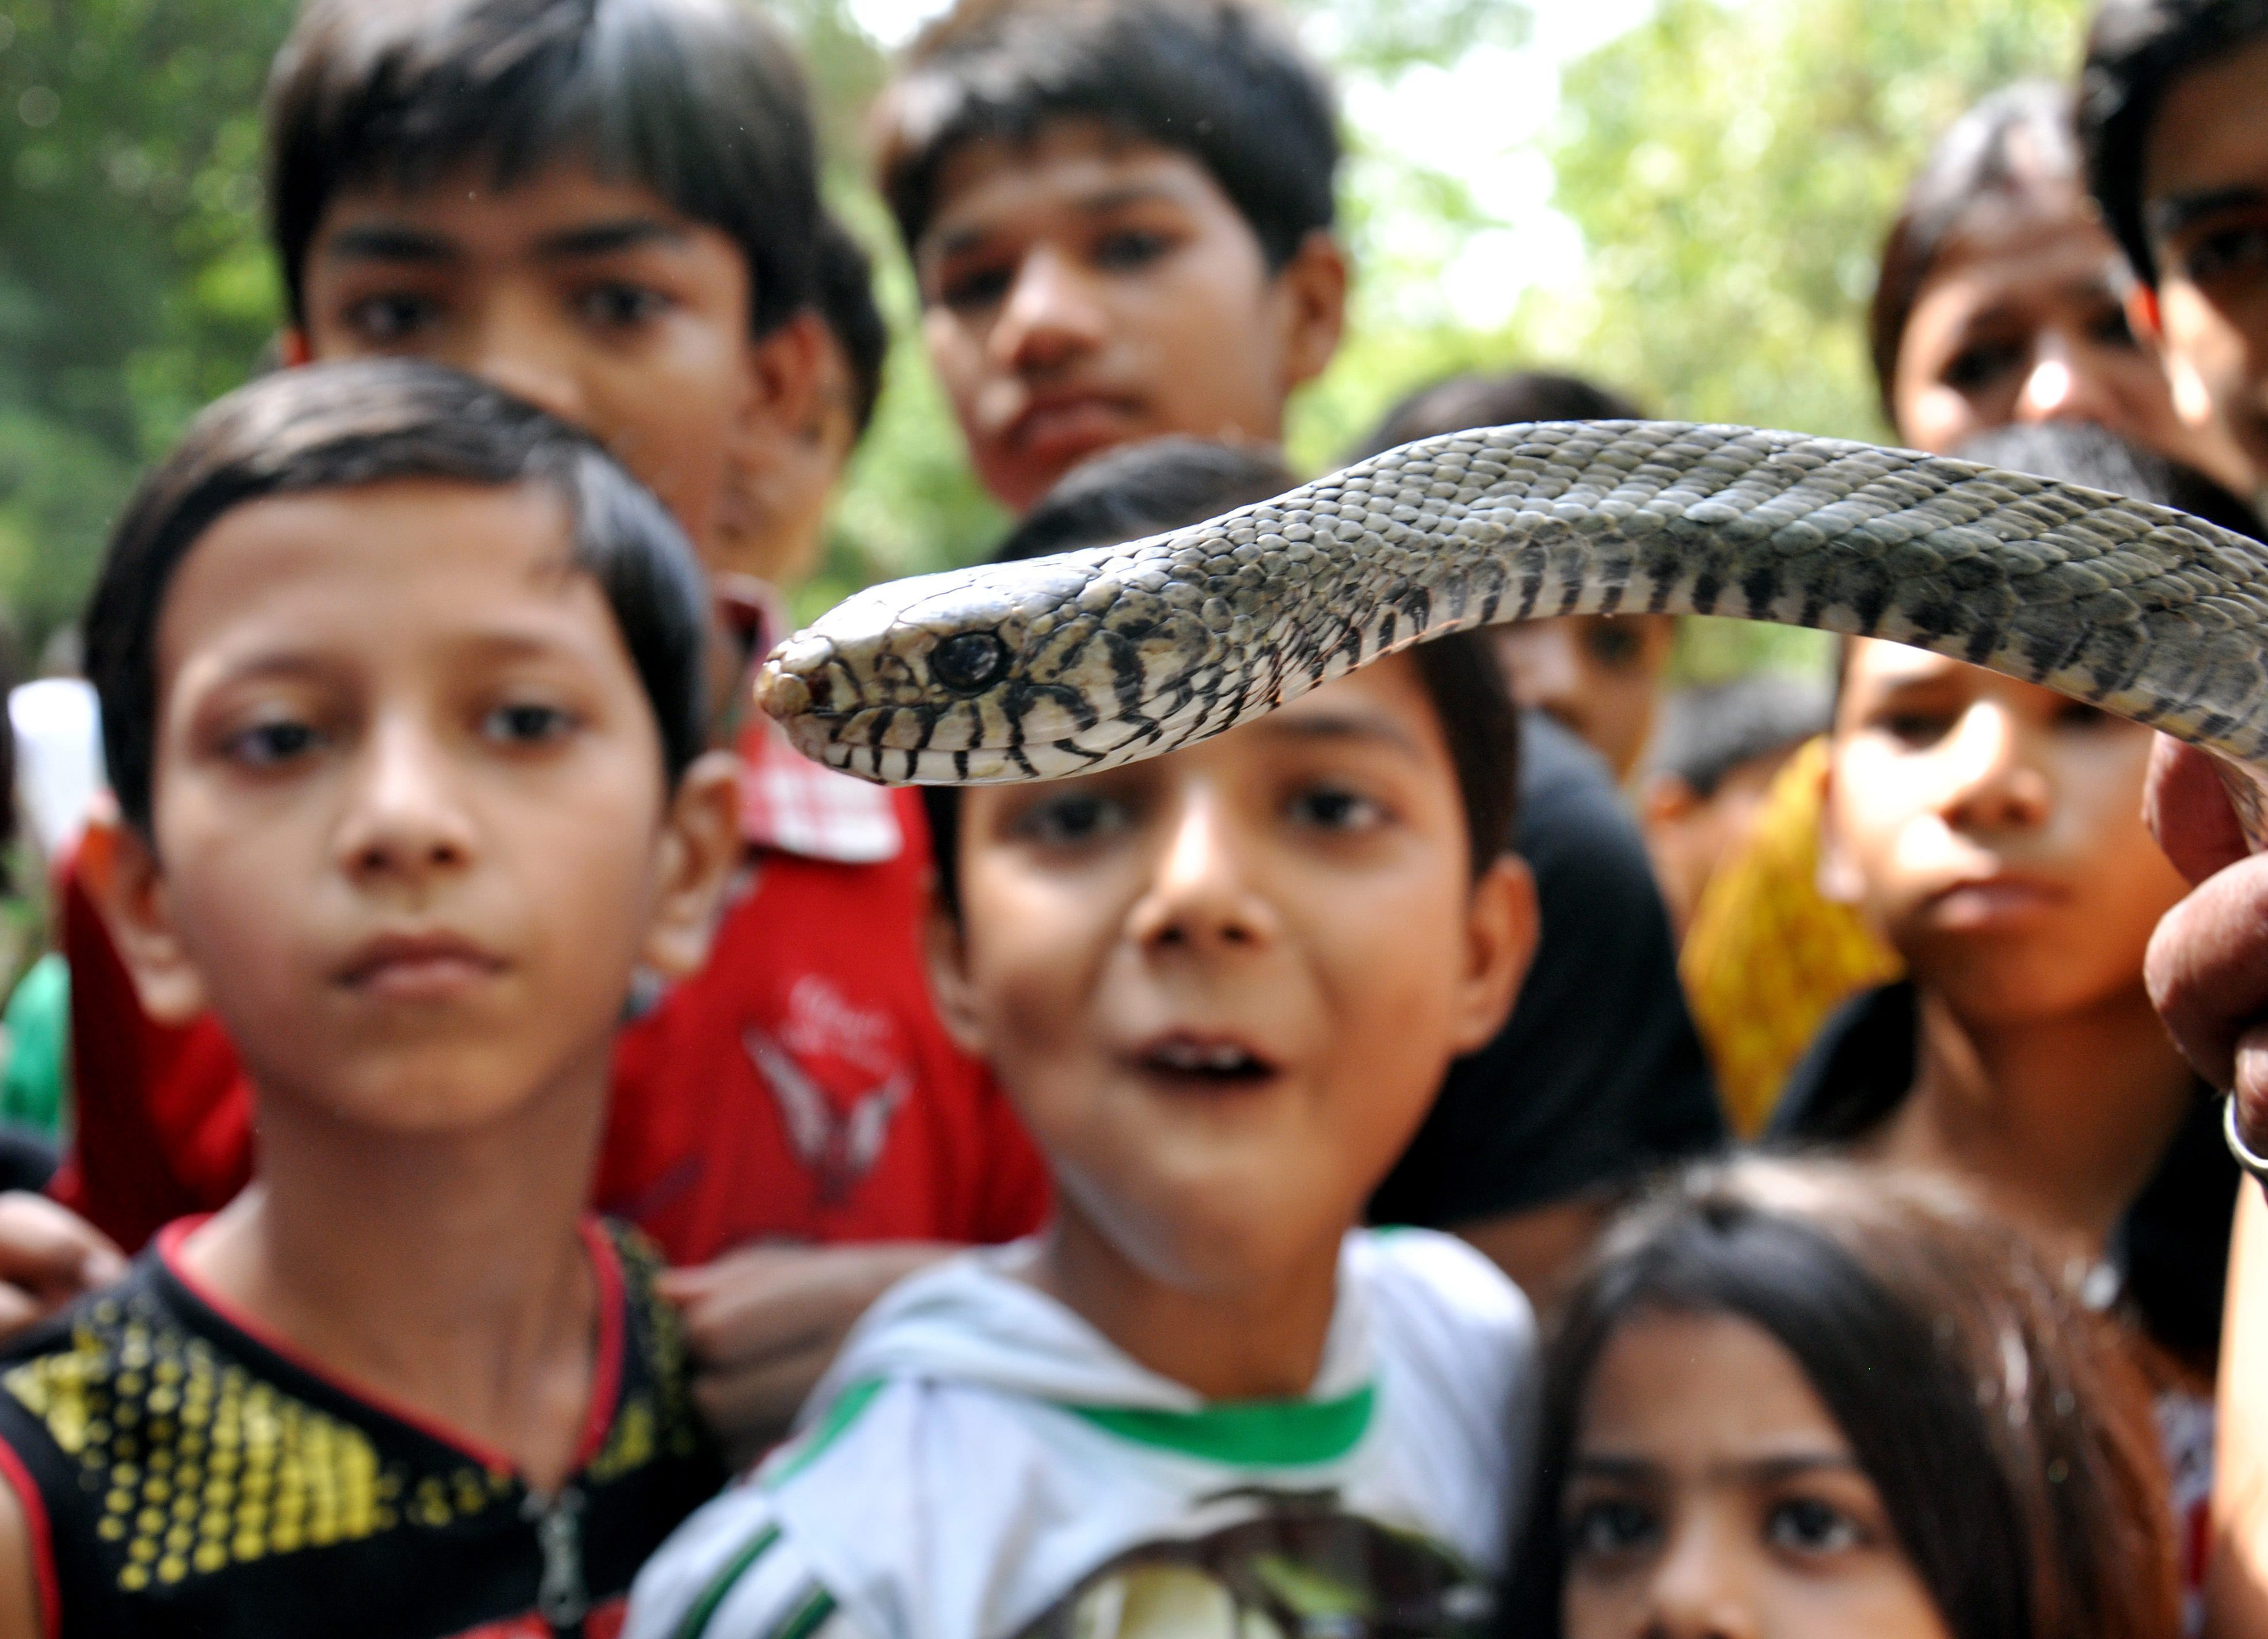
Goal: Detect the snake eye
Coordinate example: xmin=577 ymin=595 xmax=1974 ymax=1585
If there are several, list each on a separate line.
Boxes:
xmin=931 ymin=631 xmax=1011 ymax=693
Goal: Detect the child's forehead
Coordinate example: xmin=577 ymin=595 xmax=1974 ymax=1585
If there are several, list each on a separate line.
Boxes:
xmin=922 ymin=119 xmax=1237 ymax=245
xmin=314 ymin=160 xmax=723 ymax=261
xmin=1155 ymin=653 xmax=1447 ymax=773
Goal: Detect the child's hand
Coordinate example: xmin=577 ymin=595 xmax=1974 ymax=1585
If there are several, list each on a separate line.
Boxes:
xmin=0 ymin=1194 xmax=128 ymax=1339
xmin=2144 ymin=737 xmax=2268 ymax=1154
xmin=658 ymin=1241 xmax=950 ymax=1468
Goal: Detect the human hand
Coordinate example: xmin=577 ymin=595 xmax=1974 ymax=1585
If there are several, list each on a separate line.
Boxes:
xmin=2143 ymin=738 xmax=2268 ymax=1153
xmin=0 ymin=1192 xmax=128 ymax=1339
xmin=657 ymin=1241 xmax=950 ymax=1469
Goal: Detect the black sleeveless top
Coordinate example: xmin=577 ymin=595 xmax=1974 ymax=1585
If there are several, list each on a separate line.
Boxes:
xmin=0 ymin=1219 xmax=723 ymax=1639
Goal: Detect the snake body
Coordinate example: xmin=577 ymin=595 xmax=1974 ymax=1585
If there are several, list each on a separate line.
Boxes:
xmin=755 ymin=421 xmax=2268 ymax=825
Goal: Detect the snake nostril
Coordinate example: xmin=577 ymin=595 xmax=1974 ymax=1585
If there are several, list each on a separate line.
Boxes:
xmin=931 ymin=631 xmax=1011 ymax=694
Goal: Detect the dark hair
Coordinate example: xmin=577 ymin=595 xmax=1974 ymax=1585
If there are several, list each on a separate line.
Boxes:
xmin=84 ymin=360 xmax=709 ymax=836
xmin=1348 ymin=371 xmax=1647 ymax=466
xmin=924 ymin=437 xmax=1520 ymax=921
xmin=815 ymin=216 xmax=890 ymax=440
xmin=2081 ymin=0 xmax=2268 ymax=287
xmin=266 ymin=0 xmax=821 ymax=336
xmin=1644 ymin=675 xmax=1830 ymax=798
xmin=874 ymin=0 xmax=1338 ymax=269
xmin=1871 ymin=83 xmax=2087 ymax=431
xmin=1502 ymin=1159 xmax=2179 ymax=1639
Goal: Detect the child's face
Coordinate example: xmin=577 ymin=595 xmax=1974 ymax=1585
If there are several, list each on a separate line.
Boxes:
xmin=106 ymin=479 xmax=736 ymax=1135
xmin=1494 ymin=615 xmax=1676 ymax=782
xmin=291 ymin=163 xmax=827 ymax=587
xmin=2140 ymin=36 xmax=2268 ymax=492
xmin=927 ymin=655 xmax=1533 ymax=1293
xmin=914 ymin=120 xmax=1346 ymax=514
xmin=1559 ymin=1310 xmax=1951 ymax=1639
xmin=1823 ymin=640 xmax=2186 ymax=1023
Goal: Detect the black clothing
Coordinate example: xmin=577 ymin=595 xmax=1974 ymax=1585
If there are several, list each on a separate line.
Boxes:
xmin=1373 ymin=711 xmax=1725 ymax=1228
xmin=1769 ymin=981 xmax=2237 ymax=1362
xmin=0 ymin=1219 xmax=723 ymax=1639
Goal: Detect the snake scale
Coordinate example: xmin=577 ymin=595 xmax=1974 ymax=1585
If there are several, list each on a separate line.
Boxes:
xmin=754 ymin=421 xmax=2268 ymax=834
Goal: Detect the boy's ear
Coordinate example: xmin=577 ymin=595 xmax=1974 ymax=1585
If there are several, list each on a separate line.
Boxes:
xmin=640 ymin=751 xmax=743 ymax=978
xmin=1272 ymin=231 xmax=1348 ymax=394
xmin=82 ymin=815 xmax=210 ymax=1026
xmin=920 ymin=891 xmax=991 ymax=1060
xmin=1448 ymin=854 xmax=1539 ymax=1057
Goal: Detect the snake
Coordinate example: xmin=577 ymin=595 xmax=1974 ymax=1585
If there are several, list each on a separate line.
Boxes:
xmin=752 ymin=421 xmax=2268 ymax=840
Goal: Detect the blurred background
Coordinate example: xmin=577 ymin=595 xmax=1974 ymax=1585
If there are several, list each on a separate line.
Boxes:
xmin=0 ymin=0 xmax=2090 ymax=667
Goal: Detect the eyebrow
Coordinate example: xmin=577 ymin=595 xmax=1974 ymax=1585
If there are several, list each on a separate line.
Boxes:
xmin=930 ymin=183 xmax=1186 ymax=261
xmin=2149 ymin=183 xmax=2268 ymax=240
xmin=321 ymin=218 xmax=688 ymax=267
xmin=1570 ymin=1453 xmax=1865 ymax=1485
xmin=1251 ymin=709 xmax=1428 ymax=760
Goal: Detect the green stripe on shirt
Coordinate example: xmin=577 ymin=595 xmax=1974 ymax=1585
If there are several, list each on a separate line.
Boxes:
xmin=671 ymin=1522 xmax=781 ymax=1639
xmin=1062 ymin=1383 xmax=1376 ymax=1466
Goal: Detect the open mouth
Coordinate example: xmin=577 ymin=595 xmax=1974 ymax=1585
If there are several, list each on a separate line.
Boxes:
xmin=1134 ymin=1034 xmax=1281 ymax=1088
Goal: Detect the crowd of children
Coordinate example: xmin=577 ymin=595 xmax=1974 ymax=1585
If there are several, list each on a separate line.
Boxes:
xmin=0 ymin=0 xmax=2266 ymax=1635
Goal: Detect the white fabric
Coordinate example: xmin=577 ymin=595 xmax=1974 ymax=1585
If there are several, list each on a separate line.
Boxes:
xmin=626 ymin=1229 xmax=1539 ymax=1639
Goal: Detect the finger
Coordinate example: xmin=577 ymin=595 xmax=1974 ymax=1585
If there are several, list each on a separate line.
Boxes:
xmin=0 ymin=1194 xmax=127 ymax=1292
xmin=2148 ymin=859 xmax=2268 ymax=1091
xmin=0 ymin=1284 xmax=43 ymax=1346
xmin=2236 ymin=1028 xmax=2268 ymax=1157
xmin=2147 ymin=737 xmax=2253 ymax=886
xmin=690 ymin=1340 xmax=837 ymax=1468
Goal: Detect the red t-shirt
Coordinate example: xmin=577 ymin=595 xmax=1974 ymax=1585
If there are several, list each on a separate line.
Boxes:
xmin=54 ymin=727 xmax=1050 ymax=1261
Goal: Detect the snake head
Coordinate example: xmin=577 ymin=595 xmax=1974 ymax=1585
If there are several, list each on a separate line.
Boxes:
xmin=754 ymin=553 xmax=1144 ymax=784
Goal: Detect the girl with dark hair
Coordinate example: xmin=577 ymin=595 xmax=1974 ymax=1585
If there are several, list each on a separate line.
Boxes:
xmin=1504 ymin=1159 xmax=2181 ymax=1639
xmin=1870 ymin=82 xmax=2236 ymax=479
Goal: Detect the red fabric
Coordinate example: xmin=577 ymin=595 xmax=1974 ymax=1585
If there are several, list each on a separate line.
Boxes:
xmin=54 ymin=789 xmax=1049 ymax=1263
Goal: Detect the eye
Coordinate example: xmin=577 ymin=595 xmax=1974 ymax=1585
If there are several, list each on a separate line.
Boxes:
xmin=577 ymin=282 xmax=673 ymax=329
xmin=1940 ymin=337 xmax=2025 ymax=391
xmin=937 ymin=262 xmax=1014 ymax=314
xmin=2179 ymin=220 xmax=2268 ymax=290
xmin=482 ymin=701 xmax=577 ymax=745
xmin=1091 ymin=227 xmax=1173 ymax=272
xmin=931 ymin=631 xmax=1010 ymax=694
xmin=1287 ymin=785 xmax=1384 ymax=833
xmin=1874 ymin=708 xmax=1955 ymax=748
xmin=1582 ymin=621 xmax=1645 ymax=669
xmin=1764 ymin=1497 xmax=1865 ymax=1554
xmin=2052 ymin=697 xmax=2114 ymax=732
xmin=1014 ymin=791 xmax=1131 ymax=847
xmin=343 ymin=292 xmax=443 ymax=347
xmin=1566 ymin=1500 xmax=1661 ymax=1560
xmin=226 ymin=718 xmax=326 ymax=768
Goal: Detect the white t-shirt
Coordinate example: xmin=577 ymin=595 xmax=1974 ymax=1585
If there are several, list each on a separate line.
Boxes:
xmin=626 ymin=1228 xmax=1539 ymax=1639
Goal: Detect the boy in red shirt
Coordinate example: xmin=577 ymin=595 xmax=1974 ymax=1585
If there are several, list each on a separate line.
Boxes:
xmin=41 ymin=0 xmax=1046 ymax=1458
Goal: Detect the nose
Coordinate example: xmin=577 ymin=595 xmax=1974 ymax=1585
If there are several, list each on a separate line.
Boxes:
xmin=991 ymin=247 xmax=1108 ymax=378
xmin=1127 ymin=786 xmax=1281 ymax=955
xmin=2015 ymin=331 xmax=2111 ymax=426
xmin=1641 ymin=1520 xmax=1762 ymax=1639
xmin=333 ymin=713 xmax=478 ymax=890
xmin=459 ymin=293 xmax=589 ymax=427
xmin=1497 ymin=622 xmax=1586 ymax=731
xmin=1939 ymin=700 xmax=2050 ymax=833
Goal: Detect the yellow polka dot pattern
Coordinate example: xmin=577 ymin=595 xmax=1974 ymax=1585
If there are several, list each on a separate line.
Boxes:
xmin=1 ymin=1295 xmax=514 ymax=1595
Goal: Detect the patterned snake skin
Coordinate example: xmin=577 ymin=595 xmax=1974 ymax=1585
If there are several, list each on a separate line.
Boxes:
xmin=755 ymin=421 xmax=2268 ymax=826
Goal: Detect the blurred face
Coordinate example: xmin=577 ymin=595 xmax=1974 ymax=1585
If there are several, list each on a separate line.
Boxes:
xmin=928 ymin=657 xmax=1533 ymax=1294
xmin=1893 ymin=185 xmax=2199 ymax=462
xmin=1561 ymin=1310 xmax=1951 ymax=1639
xmin=915 ymin=121 xmax=1346 ymax=514
xmin=115 ymin=481 xmax=730 ymax=1134
xmin=2141 ymin=36 xmax=2268 ymax=492
xmin=1640 ymin=752 xmax=1797 ymax=942
xmin=1495 ymin=616 xmax=1677 ymax=782
xmin=1824 ymin=641 xmax=2186 ymax=1023
xmin=294 ymin=163 xmax=823 ymax=584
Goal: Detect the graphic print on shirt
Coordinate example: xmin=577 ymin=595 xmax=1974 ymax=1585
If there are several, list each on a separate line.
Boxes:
xmin=747 ymin=978 xmax=912 ymax=1203
xmin=1013 ymin=1489 xmax=1488 ymax=1639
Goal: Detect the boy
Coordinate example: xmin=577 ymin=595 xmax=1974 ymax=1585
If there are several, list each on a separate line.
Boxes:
xmin=626 ymin=441 xmax=1542 ymax=1639
xmin=46 ymin=0 xmax=1045 ymax=1455
xmin=2081 ymin=0 xmax=2268 ymax=502
xmin=0 ymin=361 xmax=739 ymax=1636
xmin=876 ymin=0 xmax=1718 ymax=1301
